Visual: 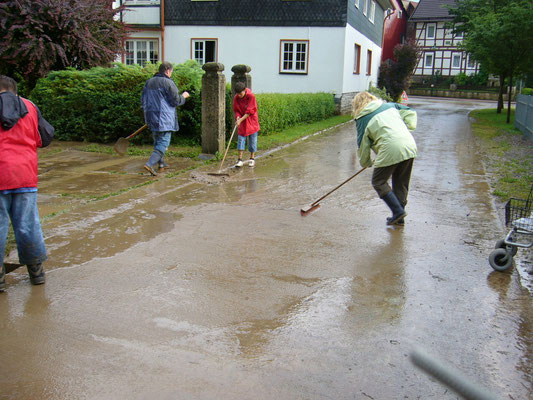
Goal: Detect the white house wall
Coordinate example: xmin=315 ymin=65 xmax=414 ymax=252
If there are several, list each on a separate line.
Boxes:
xmin=342 ymin=24 xmax=382 ymax=94
xmin=164 ymin=26 xmax=347 ymax=95
xmin=121 ymin=7 xmax=160 ymax=25
xmin=127 ymin=31 xmax=161 ymax=40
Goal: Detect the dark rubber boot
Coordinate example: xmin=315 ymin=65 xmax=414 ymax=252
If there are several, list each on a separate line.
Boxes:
xmin=0 ymin=263 xmax=5 ymax=292
xmin=382 ymin=191 xmax=407 ymax=226
xmin=27 ymin=263 xmax=45 ymax=285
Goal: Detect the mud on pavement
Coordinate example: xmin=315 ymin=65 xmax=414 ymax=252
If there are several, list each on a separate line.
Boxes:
xmin=1 ymin=98 xmax=532 ymax=400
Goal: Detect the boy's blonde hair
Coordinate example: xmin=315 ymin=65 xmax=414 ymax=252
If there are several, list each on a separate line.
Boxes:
xmin=352 ymin=91 xmax=378 ymax=118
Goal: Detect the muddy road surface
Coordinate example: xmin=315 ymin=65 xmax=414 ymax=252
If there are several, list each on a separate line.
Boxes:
xmin=1 ymin=97 xmax=531 ymax=399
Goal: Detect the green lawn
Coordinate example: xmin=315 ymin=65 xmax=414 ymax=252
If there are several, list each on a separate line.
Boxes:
xmin=76 ymin=114 xmax=354 ymax=158
xmin=470 ymin=108 xmax=532 ymax=200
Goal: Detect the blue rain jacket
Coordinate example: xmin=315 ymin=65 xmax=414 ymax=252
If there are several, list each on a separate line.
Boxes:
xmin=141 ymin=73 xmax=186 ymax=132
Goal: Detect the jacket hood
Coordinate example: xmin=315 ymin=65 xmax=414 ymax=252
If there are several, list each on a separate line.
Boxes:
xmin=356 ymin=99 xmax=383 ymax=119
xmin=0 ymin=92 xmax=28 ymax=130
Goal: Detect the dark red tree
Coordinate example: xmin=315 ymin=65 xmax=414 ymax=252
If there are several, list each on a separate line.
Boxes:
xmin=0 ymin=0 xmax=126 ymax=90
xmin=378 ymin=41 xmax=420 ymax=102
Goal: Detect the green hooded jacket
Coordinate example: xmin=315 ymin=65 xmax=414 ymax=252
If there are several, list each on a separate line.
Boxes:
xmin=355 ymin=100 xmax=417 ymax=168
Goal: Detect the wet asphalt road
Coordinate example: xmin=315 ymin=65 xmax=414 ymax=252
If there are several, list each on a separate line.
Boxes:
xmin=0 ymin=97 xmax=531 ymax=399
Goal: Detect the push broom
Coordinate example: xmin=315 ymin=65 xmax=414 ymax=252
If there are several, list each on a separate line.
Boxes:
xmin=300 ymin=166 xmax=367 ymax=216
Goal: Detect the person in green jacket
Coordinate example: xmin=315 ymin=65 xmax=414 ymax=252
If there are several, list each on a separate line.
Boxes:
xmin=352 ymin=91 xmax=418 ymax=226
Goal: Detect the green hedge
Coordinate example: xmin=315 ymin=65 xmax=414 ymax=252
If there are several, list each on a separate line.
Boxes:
xmin=30 ymin=61 xmax=203 ymax=144
xmin=30 ymin=62 xmax=336 ymax=143
xmin=522 ymin=88 xmax=533 ymax=96
xmin=255 ymin=92 xmax=336 ymax=135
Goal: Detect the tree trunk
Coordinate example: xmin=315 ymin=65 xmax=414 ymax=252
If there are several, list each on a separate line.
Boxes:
xmin=506 ymin=75 xmax=513 ymax=124
xmin=497 ymin=75 xmax=505 ymax=113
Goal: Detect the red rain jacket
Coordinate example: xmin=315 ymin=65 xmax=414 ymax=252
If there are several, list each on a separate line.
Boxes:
xmin=233 ymin=88 xmax=260 ymax=137
xmin=0 ymin=97 xmax=42 ymax=190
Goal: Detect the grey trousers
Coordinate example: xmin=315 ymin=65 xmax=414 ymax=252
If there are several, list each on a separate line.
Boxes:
xmin=371 ymin=158 xmax=414 ymax=206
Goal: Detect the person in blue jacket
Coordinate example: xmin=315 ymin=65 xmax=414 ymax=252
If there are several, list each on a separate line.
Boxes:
xmin=141 ymin=61 xmax=189 ymax=176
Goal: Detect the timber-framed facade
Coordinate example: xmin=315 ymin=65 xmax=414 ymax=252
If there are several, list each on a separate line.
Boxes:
xmin=408 ymin=0 xmax=479 ymax=82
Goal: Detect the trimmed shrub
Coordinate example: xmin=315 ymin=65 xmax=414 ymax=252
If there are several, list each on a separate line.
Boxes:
xmin=522 ymin=87 xmax=533 ymax=96
xmin=454 ymin=72 xmax=469 ymax=86
xmin=369 ymin=84 xmax=393 ymax=102
xmin=31 ymin=62 xmax=335 ymax=143
xmin=30 ymin=61 xmax=203 ymax=144
xmin=253 ymin=92 xmax=336 ymax=135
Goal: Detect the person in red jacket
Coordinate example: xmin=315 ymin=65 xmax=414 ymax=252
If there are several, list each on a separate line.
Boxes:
xmin=0 ymin=76 xmax=54 ymax=292
xmin=232 ymin=82 xmax=260 ymax=167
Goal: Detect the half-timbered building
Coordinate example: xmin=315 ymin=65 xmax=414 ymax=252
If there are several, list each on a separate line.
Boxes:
xmin=407 ymin=0 xmax=479 ymax=82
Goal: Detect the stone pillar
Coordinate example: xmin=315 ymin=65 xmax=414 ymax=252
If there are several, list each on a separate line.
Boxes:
xmin=231 ymin=64 xmax=252 ymax=95
xmin=230 ymin=65 xmax=252 ymax=137
xmin=201 ymin=62 xmax=226 ymax=155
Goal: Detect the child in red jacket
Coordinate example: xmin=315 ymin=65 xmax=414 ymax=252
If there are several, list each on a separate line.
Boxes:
xmin=233 ymin=82 xmax=260 ymax=167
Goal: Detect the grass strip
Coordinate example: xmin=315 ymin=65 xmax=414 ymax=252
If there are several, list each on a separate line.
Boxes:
xmin=470 ymin=108 xmax=532 ymax=200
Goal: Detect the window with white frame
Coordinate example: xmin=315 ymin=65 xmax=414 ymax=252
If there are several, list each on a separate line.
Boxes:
xmin=426 ymin=23 xmax=436 ymax=39
xmin=355 ymin=0 xmax=359 ymax=8
xmin=452 ymin=53 xmax=461 ymax=68
xmin=280 ymin=40 xmax=308 ymax=74
xmin=467 ymin=55 xmax=475 ymax=68
xmin=125 ymin=39 xmax=159 ymax=66
xmin=192 ymin=39 xmax=217 ymax=64
xmin=363 ymin=0 xmax=368 ymax=16
xmin=424 ymin=53 xmax=434 ymax=68
xmin=354 ymin=43 xmax=361 ymax=74
xmin=369 ymin=1 xmax=376 ymax=23
xmin=124 ymin=0 xmax=160 ymax=4
xmin=366 ymin=49 xmax=372 ymax=75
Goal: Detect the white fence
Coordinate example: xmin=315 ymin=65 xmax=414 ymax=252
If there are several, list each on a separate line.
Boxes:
xmin=515 ymin=94 xmax=533 ymax=141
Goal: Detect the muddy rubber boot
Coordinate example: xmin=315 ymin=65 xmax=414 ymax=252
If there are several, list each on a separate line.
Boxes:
xmin=0 ymin=263 xmax=5 ymax=292
xmin=144 ymin=150 xmax=162 ymax=176
xmin=27 ymin=263 xmax=45 ymax=285
xmin=382 ymin=191 xmax=407 ymax=226
xmin=158 ymin=159 xmax=169 ymax=170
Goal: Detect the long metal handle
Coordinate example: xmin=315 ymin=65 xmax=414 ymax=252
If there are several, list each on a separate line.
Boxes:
xmin=311 ymin=167 xmax=367 ymax=206
xmin=410 ymin=349 xmax=499 ymax=400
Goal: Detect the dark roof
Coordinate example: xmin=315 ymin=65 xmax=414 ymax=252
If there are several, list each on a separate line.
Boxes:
xmin=409 ymin=0 xmax=456 ymax=21
xmin=165 ymin=0 xmax=348 ymax=27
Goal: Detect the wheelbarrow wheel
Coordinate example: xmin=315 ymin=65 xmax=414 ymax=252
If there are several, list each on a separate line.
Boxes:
xmin=489 ymin=248 xmax=513 ymax=272
xmin=494 ymin=239 xmax=517 ymax=257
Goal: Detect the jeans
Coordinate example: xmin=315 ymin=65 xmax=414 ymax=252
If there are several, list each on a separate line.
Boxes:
xmin=0 ymin=192 xmax=47 ymax=266
xmin=237 ymin=132 xmax=258 ymax=153
xmin=153 ymin=131 xmax=172 ymax=155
